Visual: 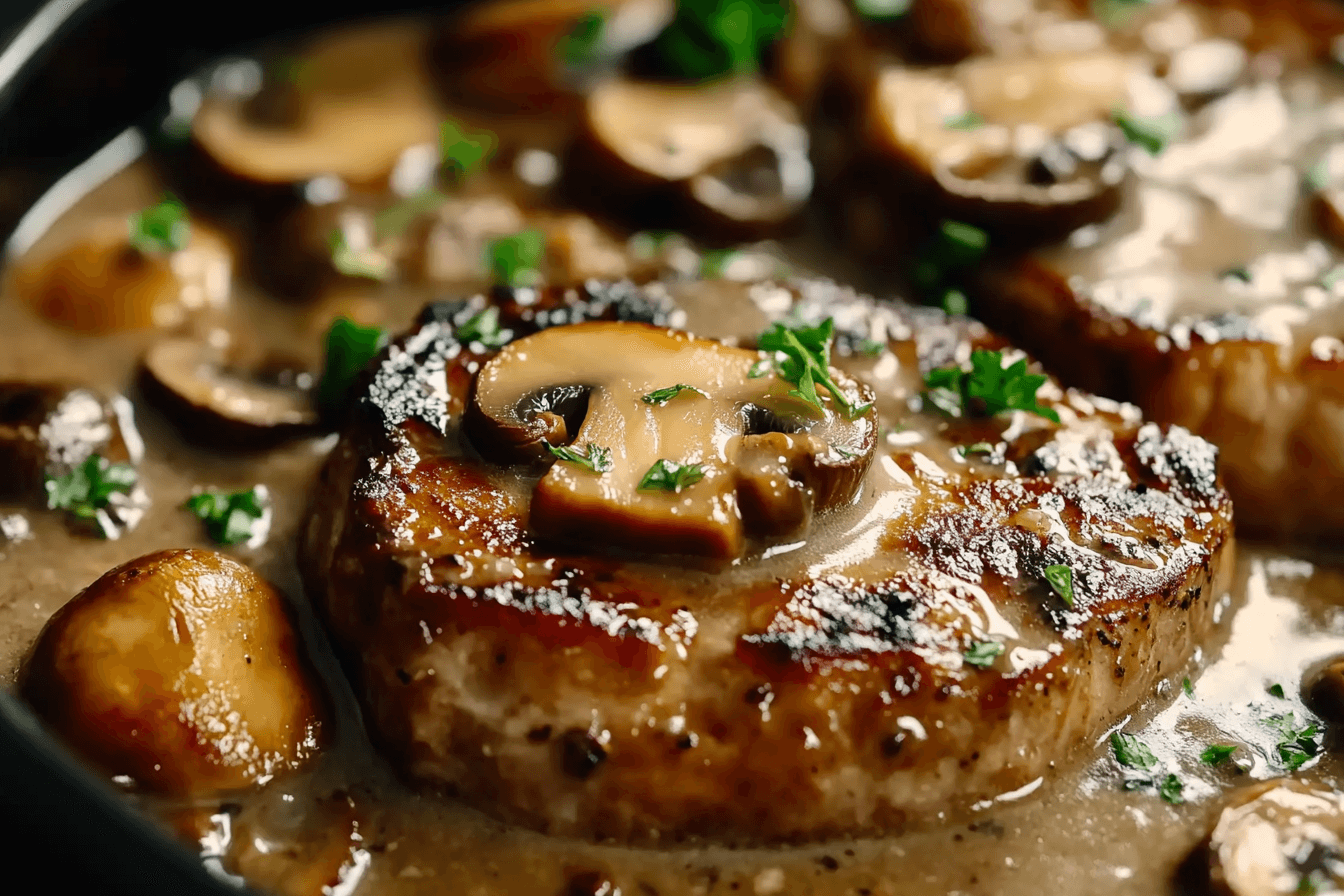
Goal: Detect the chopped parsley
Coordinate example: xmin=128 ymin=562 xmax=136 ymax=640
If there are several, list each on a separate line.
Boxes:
xmin=44 ymin=455 xmax=137 ymax=527
xmin=944 ymin=111 xmax=984 ymax=130
xmin=937 ymin=220 xmax=988 ymax=267
xmin=1199 ymin=744 xmax=1238 ymax=766
xmin=128 ymin=195 xmax=190 ymax=254
xmin=1157 ymin=773 xmax=1185 ymax=805
xmin=922 ymin=349 xmax=1059 ymax=422
xmin=1113 ymin=108 xmax=1181 ymax=156
xmin=316 ymin=318 xmax=388 ymax=413
xmin=440 ymin=118 xmax=497 ymax=181
xmin=757 ymin=318 xmax=872 ymax=418
xmin=963 ymin=641 xmax=1004 ymax=668
xmin=544 ymin=441 xmax=614 ymax=473
xmin=373 ymin=187 xmax=447 ymax=242
xmin=455 ymin=306 xmax=512 ymax=349
xmin=1264 ymin=713 xmax=1322 ymax=771
xmin=1268 ymin=683 xmax=1286 ymax=699
xmin=1110 ymin=732 xmax=1157 ymax=770
xmin=910 ymin=220 xmax=988 ymax=313
xmin=560 ymin=11 xmax=607 ymax=65
xmin=853 ymin=0 xmax=912 ymax=20
xmin=857 ymin=338 xmax=886 ymax=357
xmin=1043 ymin=564 xmax=1075 ymax=607
xmin=1182 ymin=677 xmax=1194 ymax=697
xmin=650 ymin=0 xmax=790 ymax=81
xmin=184 ymin=487 xmax=267 ymax=545
xmin=642 ymin=384 xmax=708 ymax=406
xmin=1307 ymin=157 xmax=1333 ymax=192
xmin=639 ymin=458 xmax=706 ymax=492
xmin=328 ymin=230 xmax=391 ymax=280
xmin=959 ymin=442 xmax=994 ymax=457
xmin=941 ymin=288 xmax=969 ymax=316
xmin=700 ymin=248 xmax=738 ymax=278
xmin=487 ymin=229 xmax=546 ymax=287
xmin=1321 ymin=264 xmax=1344 ymax=290
xmin=1219 ymin=265 xmax=1252 ymax=283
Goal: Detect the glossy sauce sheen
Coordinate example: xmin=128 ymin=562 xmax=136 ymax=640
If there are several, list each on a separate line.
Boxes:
xmin=0 ymin=16 xmax=1340 ymax=896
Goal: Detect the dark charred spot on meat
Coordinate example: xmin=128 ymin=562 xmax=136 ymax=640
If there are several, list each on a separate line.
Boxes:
xmin=565 ymin=869 xmax=620 ymax=896
xmin=395 ymin=668 xmax=411 ymax=684
xmin=1131 ymin=422 xmax=1221 ymax=503
xmin=880 ymin=733 xmax=906 ymax=759
xmin=675 ymin=734 xmax=698 ymax=750
xmin=560 ymin=729 xmax=608 ymax=781
xmin=527 ymin=725 xmax=553 ymax=743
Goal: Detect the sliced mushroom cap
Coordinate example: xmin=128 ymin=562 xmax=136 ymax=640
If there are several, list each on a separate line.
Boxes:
xmin=141 ymin=336 xmax=319 ymax=447
xmin=1206 ymin=781 xmax=1344 ymax=895
xmin=191 ymin=24 xmax=442 ymax=189
xmin=464 ymin=321 xmax=875 ymax=560
xmin=10 ymin=217 xmax=231 ymax=333
xmin=0 ymin=382 xmax=140 ymax=501
xmin=430 ymin=0 xmax=673 ymax=114
xmin=574 ymin=77 xmax=813 ymax=237
xmin=863 ymin=52 xmax=1132 ymax=243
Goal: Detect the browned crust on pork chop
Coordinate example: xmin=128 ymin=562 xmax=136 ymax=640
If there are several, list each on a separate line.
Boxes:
xmin=300 ymin=278 xmax=1233 ymax=844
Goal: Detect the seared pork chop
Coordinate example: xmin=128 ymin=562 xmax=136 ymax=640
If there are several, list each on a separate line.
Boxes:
xmin=301 ymin=278 xmax=1233 ymax=843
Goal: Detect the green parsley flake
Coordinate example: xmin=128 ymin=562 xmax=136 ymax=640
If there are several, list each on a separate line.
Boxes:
xmin=373 ymin=188 xmax=447 ymax=242
xmin=316 ymin=318 xmax=389 ymax=413
xmin=700 ymin=248 xmax=738 ymax=278
xmin=1182 ymin=677 xmax=1194 ymax=697
xmin=944 ymin=111 xmax=984 ymax=130
xmin=1307 ymin=157 xmax=1333 ymax=192
xmin=1264 ymin=713 xmax=1322 ymax=771
xmin=857 ymin=338 xmax=886 ymax=358
xmin=184 ymin=487 xmax=267 ymax=545
xmin=1113 ymin=108 xmax=1182 ymax=156
xmin=1268 ymin=683 xmax=1286 ymax=699
xmin=651 ymin=0 xmax=790 ymax=82
xmin=1321 ymin=264 xmax=1344 ymax=291
xmin=1158 ymin=773 xmax=1184 ymax=805
xmin=1110 ymin=732 xmax=1158 ymax=770
xmin=1200 ymin=744 xmax=1238 ymax=766
xmin=942 ymin=288 xmax=969 ymax=316
xmin=45 ymin=455 xmax=138 ymax=525
xmin=560 ymin=10 xmax=607 ymax=65
xmin=938 ymin=220 xmax=989 ymax=268
xmin=642 ymin=384 xmax=708 ymax=406
xmin=455 ymin=306 xmax=513 ymax=349
xmin=960 ymin=442 xmax=994 ymax=457
xmin=545 ymin=441 xmax=613 ymax=473
xmin=639 ymin=458 xmax=706 ymax=492
xmin=1044 ymin=564 xmax=1075 ymax=607
xmin=922 ymin=349 xmax=1059 ymax=423
xmin=128 ymin=195 xmax=190 ymax=254
xmin=853 ymin=0 xmax=912 ymax=20
xmin=487 ymin=229 xmax=547 ymax=287
xmin=440 ymin=118 xmax=497 ymax=181
xmin=963 ymin=641 xmax=1004 ymax=668
xmin=328 ymin=230 xmax=392 ymax=280
xmin=1219 ymin=265 xmax=1252 ymax=284
xmin=757 ymin=318 xmax=872 ymax=419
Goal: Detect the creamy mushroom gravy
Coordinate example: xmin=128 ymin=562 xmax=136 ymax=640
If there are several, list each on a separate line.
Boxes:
xmin=1 ymin=9 xmax=1344 ymax=896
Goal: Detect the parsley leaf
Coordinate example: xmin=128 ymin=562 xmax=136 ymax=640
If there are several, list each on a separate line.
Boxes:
xmin=964 ymin=641 xmax=1004 ymax=668
xmin=373 ymin=187 xmax=447 ymax=242
xmin=440 ymin=118 xmax=497 ymax=181
xmin=757 ymin=319 xmax=872 ymax=418
xmin=560 ymin=10 xmax=607 ymax=66
xmin=923 ymin=349 xmax=1059 ymax=422
xmin=1157 ymin=773 xmax=1184 ymax=805
xmin=639 ymin=458 xmax=705 ymax=492
xmin=1200 ymin=744 xmax=1238 ymax=766
xmin=1321 ymin=264 xmax=1344 ymax=291
xmin=1044 ymin=564 xmax=1075 ymax=607
xmin=857 ymin=338 xmax=886 ymax=357
xmin=1110 ymin=732 xmax=1158 ymax=770
xmin=651 ymin=0 xmax=790 ymax=81
xmin=487 ymin=229 xmax=547 ymax=287
xmin=44 ymin=455 xmax=138 ymax=526
xmin=544 ymin=441 xmax=614 ymax=473
xmin=1219 ymin=265 xmax=1252 ymax=284
xmin=1113 ymin=108 xmax=1181 ymax=156
xmin=944 ymin=111 xmax=984 ymax=130
xmin=1183 ymin=677 xmax=1194 ymax=697
xmin=328 ymin=230 xmax=392 ymax=280
xmin=853 ymin=0 xmax=912 ymax=20
xmin=1264 ymin=713 xmax=1322 ymax=771
xmin=316 ymin=318 xmax=388 ymax=413
xmin=184 ymin=487 xmax=267 ymax=545
xmin=128 ymin=195 xmax=190 ymax=254
xmin=642 ymin=384 xmax=708 ymax=405
xmin=455 ymin=306 xmax=513 ymax=349
xmin=1268 ymin=683 xmax=1286 ymax=699
xmin=959 ymin=442 xmax=994 ymax=457
xmin=700 ymin=248 xmax=738 ymax=278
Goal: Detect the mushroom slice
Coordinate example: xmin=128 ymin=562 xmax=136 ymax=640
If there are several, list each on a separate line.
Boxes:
xmin=191 ymin=23 xmax=442 ymax=188
xmin=863 ymin=52 xmax=1132 ymax=242
xmin=141 ymin=336 xmax=319 ymax=447
xmin=1206 ymin=781 xmax=1344 ymax=895
xmin=10 ymin=217 xmax=231 ymax=333
xmin=577 ymin=77 xmax=813 ymax=236
xmin=464 ymin=321 xmax=875 ymax=560
xmin=0 ymin=382 xmax=140 ymax=501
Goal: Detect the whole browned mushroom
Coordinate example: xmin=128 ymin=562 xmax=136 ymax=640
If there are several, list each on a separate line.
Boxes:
xmin=464 ymin=321 xmax=875 ymax=559
xmin=1205 ymin=781 xmax=1344 ymax=895
xmin=140 ymin=336 xmax=320 ymax=447
xmin=572 ymin=77 xmax=813 ymax=238
xmin=861 ymin=52 xmax=1133 ymax=243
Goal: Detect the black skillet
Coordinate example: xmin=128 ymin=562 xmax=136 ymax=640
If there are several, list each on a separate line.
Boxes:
xmin=0 ymin=1 xmax=453 ymax=892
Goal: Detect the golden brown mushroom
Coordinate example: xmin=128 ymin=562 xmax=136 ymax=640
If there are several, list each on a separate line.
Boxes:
xmin=464 ymin=321 xmax=875 ymax=559
xmin=1205 ymin=781 xmax=1344 ymax=895
xmin=21 ymin=549 xmax=327 ymax=796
